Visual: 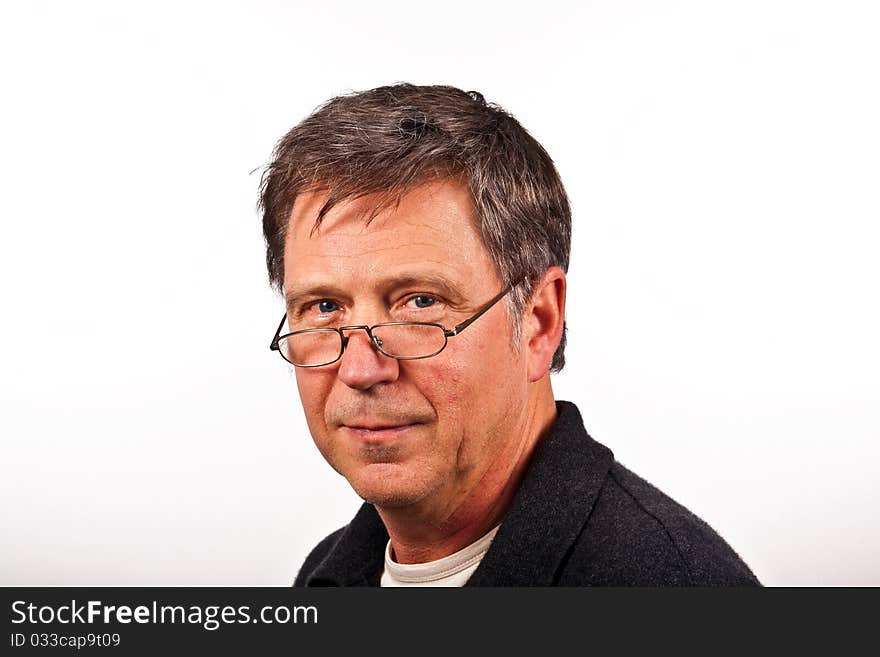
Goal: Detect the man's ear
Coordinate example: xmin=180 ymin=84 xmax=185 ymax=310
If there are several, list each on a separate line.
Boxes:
xmin=523 ymin=267 xmax=566 ymax=382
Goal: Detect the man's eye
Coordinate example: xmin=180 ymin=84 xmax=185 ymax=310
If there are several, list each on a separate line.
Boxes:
xmin=315 ymin=300 xmax=341 ymax=313
xmin=408 ymin=295 xmax=437 ymax=309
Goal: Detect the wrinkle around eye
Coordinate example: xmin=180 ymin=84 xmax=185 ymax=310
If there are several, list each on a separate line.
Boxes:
xmin=287 ymin=299 xmax=343 ymax=326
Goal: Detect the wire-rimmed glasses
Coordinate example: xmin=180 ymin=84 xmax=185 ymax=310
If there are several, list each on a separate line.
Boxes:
xmin=269 ymin=285 xmax=514 ymax=368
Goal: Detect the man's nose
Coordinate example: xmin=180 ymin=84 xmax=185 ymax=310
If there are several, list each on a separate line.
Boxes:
xmin=336 ymin=328 xmax=400 ymax=390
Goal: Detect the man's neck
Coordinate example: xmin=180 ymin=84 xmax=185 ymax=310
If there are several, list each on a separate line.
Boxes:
xmin=376 ymin=378 xmax=558 ymax=564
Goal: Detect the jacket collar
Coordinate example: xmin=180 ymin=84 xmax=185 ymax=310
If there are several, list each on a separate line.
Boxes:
xmin=300 ymin=502 xmax=388 ymax=586
xmin=302 ymin=400 xmax=613 ymax=586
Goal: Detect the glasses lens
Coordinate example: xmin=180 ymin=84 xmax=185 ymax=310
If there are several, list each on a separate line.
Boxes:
xmin=371 ymin=323 xmax=447 ymax=358
xmin=278 ymin=330 xmax=341 ymax=366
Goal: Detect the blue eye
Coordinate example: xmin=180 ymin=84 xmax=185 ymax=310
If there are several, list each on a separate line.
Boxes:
xmin=316 ymin=300 xmax=340 ymax=313
xmin=411 ymin=296 xmax=436 ymax=309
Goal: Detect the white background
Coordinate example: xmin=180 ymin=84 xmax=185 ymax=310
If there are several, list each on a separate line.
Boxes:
xmin=1 ymin=0 xmax=878 ymax=586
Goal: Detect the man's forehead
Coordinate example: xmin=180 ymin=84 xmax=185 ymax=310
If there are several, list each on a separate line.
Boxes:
xmin=282 ymin=179 xmax=500 ymax=300
xmin=285 ymin=180 xmax=477 ymax=238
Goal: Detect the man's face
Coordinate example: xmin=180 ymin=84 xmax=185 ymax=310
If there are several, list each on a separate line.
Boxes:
xmin=283 ymin=179 xmax=530 ymax=513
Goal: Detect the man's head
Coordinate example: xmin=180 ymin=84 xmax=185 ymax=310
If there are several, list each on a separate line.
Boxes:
xmin=261 ymin=84 xmax=571 ymax=371
xmin=261 ymin=84 xmax=571 ymax=515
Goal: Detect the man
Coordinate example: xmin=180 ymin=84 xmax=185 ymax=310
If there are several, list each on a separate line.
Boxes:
xmin=261 ymin=84 xmax=759 ymax=586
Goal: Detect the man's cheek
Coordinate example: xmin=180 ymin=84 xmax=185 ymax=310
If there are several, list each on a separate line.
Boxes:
xmin=295 ymin=370 xmax=331 ymax=405
xmin=423 ymin=362 xmax=465 ymax=407
xmin=293 ymin=375 xmax=332 ymax=439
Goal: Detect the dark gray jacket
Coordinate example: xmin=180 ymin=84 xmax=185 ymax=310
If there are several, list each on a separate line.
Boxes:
xmin=294 ymin=401 xmax=760 ymax=586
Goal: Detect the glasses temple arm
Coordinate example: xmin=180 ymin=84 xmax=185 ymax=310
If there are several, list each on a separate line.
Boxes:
xmin=447 ymin=286 xmax=514 ymax=336
xmin=270 ymin=313 xmax=288 ymax=350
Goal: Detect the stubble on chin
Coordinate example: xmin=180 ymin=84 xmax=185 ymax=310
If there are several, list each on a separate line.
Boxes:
xmin=346 ymin=457 xmax=440 ymax=510
xmin=359 ymin=442 xmax=401 ymax=463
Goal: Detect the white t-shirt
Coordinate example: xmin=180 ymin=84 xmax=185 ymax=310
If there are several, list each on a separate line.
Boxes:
xmin=380 ymin=526 xmax=501 ymax=587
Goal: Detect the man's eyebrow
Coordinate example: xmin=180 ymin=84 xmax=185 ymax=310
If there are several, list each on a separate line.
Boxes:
xmin=284 ymin=285 xmax=345 ymax=311
xmin=385 ymin=275 xmax=465 ymax=301
xmin=284 ymin=275 xmax=465 ymax=310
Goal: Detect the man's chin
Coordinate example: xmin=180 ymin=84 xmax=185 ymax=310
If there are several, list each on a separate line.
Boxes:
xmin=345 ymin=462 xmax=432 ymax=509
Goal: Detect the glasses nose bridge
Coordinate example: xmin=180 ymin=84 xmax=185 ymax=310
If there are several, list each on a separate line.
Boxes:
xmin=338 ymin=324 xmax=383 ymax=353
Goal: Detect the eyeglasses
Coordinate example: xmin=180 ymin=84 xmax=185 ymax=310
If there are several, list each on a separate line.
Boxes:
xmin=269 ymin=285 xmax=515 ymax=368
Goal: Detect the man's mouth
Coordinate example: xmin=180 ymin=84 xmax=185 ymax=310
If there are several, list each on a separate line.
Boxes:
xmin=341 ymin=422 xmax=421 ymax=439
